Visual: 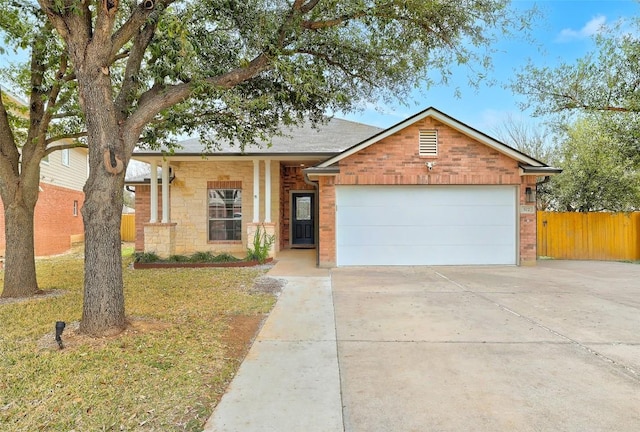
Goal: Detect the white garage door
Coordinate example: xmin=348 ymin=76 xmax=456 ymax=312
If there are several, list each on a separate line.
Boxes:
xmin=336 ymin=185 xmax=517 ymax=266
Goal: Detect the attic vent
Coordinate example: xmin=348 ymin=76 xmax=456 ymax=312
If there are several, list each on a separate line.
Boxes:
xmin=419 ymin=129 xmax=438 ymax=156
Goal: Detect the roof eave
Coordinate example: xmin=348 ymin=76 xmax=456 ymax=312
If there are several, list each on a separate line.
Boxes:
xmin=303 ymin=166 xmax=340 ymax=180
xmin=519 ymin=165 xmax=563 ymax=175
xmin=131 ymin=152 xmax=338 ymax=162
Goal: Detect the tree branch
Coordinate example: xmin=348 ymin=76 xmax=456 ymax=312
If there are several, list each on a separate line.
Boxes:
xmin=302 ymin=11 xmax=368 ymax=30
xmin=128 ymin=53 xmax=272 ymax=143
xmin=45 ymin=134 xmax=88 ymax=150
xmin=38 ymin=49 xmax=68 ymax=140
xmin=115 ymin=21 xmax=157 ymax=117
xmin=299 ymin=0 xmax=321 ymax=14
xmin=295 ymin=48 xmax=375 ymax=85
xmin=110 ymin=0 xmax=175 ymax=61
xmin=0 ymin=91 xmax=21 ymax=182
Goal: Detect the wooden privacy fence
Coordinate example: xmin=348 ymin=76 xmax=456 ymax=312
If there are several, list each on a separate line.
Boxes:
xmin=121 ymin=214 xmax=136 ymax=242
xmin=537 ymin=211 xmax=640 ymax=261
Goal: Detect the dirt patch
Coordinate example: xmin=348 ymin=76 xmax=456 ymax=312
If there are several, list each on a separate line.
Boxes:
xmin=249 ymin=276 xmax=286 ymax=295
xmin=0 ymin=289 xmax=65 ymax=307
xmin=36 ymin=317 xmax=172 ymax=351
xmin=221 ymin=314 xmax=266 ymax=361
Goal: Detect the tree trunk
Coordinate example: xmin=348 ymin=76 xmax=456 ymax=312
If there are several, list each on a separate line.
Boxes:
xmin=1 ymin=200 xmax=39 ymax=298
xmin=76 ymin=68 xmax=128 ymax=337
xmin=79 ymin=169 xmax=126 ymax=336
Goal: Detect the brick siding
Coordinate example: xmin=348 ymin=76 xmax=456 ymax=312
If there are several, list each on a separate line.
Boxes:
xmin=0 ymin=183 xmax=85 ymax=257
xmin=134 ymin=185 xmax=164 ymax=252
xmin=318 ymin=117 xmax=537 ymax=266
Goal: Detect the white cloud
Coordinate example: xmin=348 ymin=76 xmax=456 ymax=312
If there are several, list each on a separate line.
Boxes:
xmin=556 ymin=15 xmax=607 ymax=42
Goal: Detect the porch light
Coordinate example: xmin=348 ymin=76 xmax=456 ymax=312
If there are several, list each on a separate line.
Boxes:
xmin=55 ymin=321 xmax=66 ymax=349
xmin=525 ymin=187 xmax=535 ymax=203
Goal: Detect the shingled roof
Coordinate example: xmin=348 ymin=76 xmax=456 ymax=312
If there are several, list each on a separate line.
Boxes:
xmin=133 ymin=117 xmax=383 ymax=157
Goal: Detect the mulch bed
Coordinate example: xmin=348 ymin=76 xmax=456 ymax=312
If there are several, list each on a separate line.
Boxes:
xmin=132 ymin=257 xmax=273 ymax=269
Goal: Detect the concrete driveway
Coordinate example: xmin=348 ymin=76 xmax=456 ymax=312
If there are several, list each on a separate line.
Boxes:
xmin=332 ymin=260 xmax=640 ymax=431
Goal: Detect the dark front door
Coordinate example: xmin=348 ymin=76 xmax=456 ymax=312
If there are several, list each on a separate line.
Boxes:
xmin=291 ymin=192 xmax=315 ymax=246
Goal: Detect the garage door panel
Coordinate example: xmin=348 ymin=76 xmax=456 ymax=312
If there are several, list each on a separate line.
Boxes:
xmin=339 ymin=205 xmax=514 ymax=227
xmin=336 ymin=185 xmax=517 ymax=266
xmin=338 ymin=244 xmax=514 ymax=266
xmin=338 ymin=225 xmax=514 ymax=247
xmin=340 ymin=186 xmax=514 ymax=206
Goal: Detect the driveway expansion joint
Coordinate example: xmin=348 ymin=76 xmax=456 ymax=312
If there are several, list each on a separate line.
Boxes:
xmin=435 ymin=270 xmax=640 ymax=383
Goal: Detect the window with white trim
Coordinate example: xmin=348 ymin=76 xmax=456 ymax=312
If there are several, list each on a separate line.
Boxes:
xmin=419 ymin=129 xmax=438 ymax=156
xmin=61 ymin=149 xmax=70 ymax=166
xmin=208 ymin=188 xmax=242 ymax=241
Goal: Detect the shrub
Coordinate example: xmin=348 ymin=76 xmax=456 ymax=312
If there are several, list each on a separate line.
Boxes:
xmin=211 ymin=253 xmax=242 ymax=263
xmin=133 ymin=251 xmax=160 ymax=263
xmin=167 ymin=254 xmax=190 ymax=262
xmin=190 ymin=251 xmax=217 ymax=262
xmin=246 ymin=225 xmax=275 ymax=264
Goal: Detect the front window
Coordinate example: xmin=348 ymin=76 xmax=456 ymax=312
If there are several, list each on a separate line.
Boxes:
xmin=208 ymin=188 xmax=242 ymax=241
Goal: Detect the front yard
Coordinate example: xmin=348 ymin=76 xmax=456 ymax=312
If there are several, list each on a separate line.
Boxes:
xmin=0 ymin=246 xmax=280 ymax=431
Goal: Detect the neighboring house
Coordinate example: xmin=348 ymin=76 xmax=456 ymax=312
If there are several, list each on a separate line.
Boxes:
xmin=126 ymin=107 xmax=560 ymax=267
xmin=0 ymin=88 xmax=87 ymax=257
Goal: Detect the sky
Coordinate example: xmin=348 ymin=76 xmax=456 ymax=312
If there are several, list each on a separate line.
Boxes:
xmin=336 ymin=0 xmax=640 ymax=133
xmin=2 ymin=1 xmax=640 ymax=136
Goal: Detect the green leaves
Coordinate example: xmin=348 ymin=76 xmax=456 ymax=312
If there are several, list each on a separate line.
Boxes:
xmin=513 ymin=19 xmax=640 ymax=117
xmin=133 ymin=0 xmax=530 ymax=149
xmin=548 ymin=115 xmax=640 ymax=212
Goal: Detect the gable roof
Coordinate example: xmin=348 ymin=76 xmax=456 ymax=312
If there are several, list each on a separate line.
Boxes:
xmin=132 ymin=117 xmax=383 ymax=158
xmin=314 ymin=107 xmax=551 ymax=169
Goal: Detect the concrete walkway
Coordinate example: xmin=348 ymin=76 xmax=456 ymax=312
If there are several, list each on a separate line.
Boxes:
xmin=205 ymin=255 xmax=640 ymax=431
xmin=203 ymin=250 xmax=342 ymax=431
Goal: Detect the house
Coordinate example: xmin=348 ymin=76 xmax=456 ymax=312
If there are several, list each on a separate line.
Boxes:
xmin=127 ymin=107 xmax=560 ymax=267
xmin=0 ymin=87 xmax=87 ymax=257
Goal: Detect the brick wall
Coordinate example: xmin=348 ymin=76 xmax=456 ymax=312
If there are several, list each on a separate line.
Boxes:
xmin=318 ymin=176 xmax=336 ymax=267
xmin=134 ymin=185 xmax=164 ymax=252
xmin=336 ymin=117 xmax=520 ymax=186
xmin=317 ymin=117 xmax=537 ymax=266
xmin=0 ymin=183 xmax=85 ymax=257
xmin=519 ymin=176 xmax=538 ymax=265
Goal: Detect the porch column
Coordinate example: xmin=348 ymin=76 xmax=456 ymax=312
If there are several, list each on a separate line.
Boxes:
xmin=150 ymin=160 xmax=158 ymax=223
xmin=264 ymin=159 xmax=271 ymax=223
xmin=253 ymin=159 xmax=260 ymax=223
xmin=161 ymin=159 xmax=170 ymax=223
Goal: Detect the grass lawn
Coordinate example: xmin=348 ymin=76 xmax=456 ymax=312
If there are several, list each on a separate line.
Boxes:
xmin=0 ymin=245 xmax=279 ymax=431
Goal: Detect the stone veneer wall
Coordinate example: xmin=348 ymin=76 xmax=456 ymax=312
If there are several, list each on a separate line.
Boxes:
xmin=137 ymin=160 xmax=280 ymax=257
xmin=143 ymin=223 xmax=176 ymax=257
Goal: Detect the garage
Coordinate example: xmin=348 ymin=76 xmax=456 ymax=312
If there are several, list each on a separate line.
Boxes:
xmin=336 ymin=185 xmax=517 ymax=266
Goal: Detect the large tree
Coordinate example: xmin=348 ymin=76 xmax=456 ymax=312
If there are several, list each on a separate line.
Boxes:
xmin=512 ymin=19 xmax=640 ymax=163
xmin=0 ymin=8 xmax=85 ymax=298
xmin=3 ymin=0 xmax=531 ymax=336
xmin=547 ymin=116 xmax=640 ymax=212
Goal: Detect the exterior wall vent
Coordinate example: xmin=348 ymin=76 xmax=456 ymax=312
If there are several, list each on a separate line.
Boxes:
xmin=419 ymin=129 xmax=438 ymax=156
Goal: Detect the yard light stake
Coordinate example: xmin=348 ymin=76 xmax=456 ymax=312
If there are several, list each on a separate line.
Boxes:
xmin=55 ymin=321 xmax=66 ymax=349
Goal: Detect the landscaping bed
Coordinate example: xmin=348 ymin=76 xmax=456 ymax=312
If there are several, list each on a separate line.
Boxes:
xmin=132 ymin=249 xmax=273 ymax=269
xmin=133 ymin=257 xmax=273 ymax=269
